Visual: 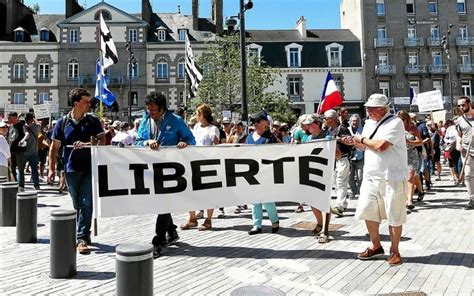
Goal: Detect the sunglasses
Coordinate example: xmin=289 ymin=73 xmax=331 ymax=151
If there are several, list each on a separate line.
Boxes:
xmin=458 ymin=104 xmax=466 ymax=107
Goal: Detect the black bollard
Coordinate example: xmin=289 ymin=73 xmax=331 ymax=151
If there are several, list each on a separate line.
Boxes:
xmin=16 ymin=191 xmax=38 ymax=243
xmin=0 ymin=182 xmax=19 ymax=226
xmin=50 ymin=209 xmax=77 ymax=279
xmin=116 ymin=243 xmax=154 ymax=296
xmin=0 ymin=176 xmax=7 ymax=183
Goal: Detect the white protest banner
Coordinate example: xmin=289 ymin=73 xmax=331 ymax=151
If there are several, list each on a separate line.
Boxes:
xmin=222 ymin=110 xmax=231 ymax=119
xmin=4 ymin=104 xmax=29 ymax=115
xmin=44 ymin=101 xmax=59 ymax=114
xmin=431 ymin=110 xmax=446 ymax=124
xmin=91 ymin=140 xmax=336 ymax=217
xmin=33 ymin=104 xmax=50 ymax=119
xmin=415 ymin=90 xmax=444 ymax=112
xmin=393 ymin=97 xmax=410 ymax=105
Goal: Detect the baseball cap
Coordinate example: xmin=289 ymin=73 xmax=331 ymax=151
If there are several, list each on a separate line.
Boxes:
xmin=249 ymin=113 xmax=268 ymax=123
xmin=222 ymin=117 xmax=231 ymax=124
xmin=301 ymin=114 xmax=324 ymax=125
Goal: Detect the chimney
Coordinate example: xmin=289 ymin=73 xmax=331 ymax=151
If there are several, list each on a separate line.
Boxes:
xmin=192 ymin=0 xmax=199 ymax=31
xmin=142 ymin=0 xmax=152 ymax=23
xmin=66 ymin=0 xmax=83 ymax=19
xmin=296 ymin=16 xmax=307 ymax=38
xmin=212 ymin=0 xmax=223 ymax=35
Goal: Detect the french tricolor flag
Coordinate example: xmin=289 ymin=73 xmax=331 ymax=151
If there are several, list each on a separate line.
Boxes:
xmin=317 ymin=72 xmax=343 ymax=114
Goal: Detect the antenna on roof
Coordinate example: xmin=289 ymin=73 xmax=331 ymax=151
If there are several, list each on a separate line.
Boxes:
xmin=178 ymin=5 xmax=181 ymax=14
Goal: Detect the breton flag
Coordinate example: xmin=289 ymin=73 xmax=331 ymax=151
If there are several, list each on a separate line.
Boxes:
xmin=99 ymin=12 xmax=118 ymax=69
xmin=317 ymin=72 xmax=343 ymax=114
xmin=185 ymin=33 xmax=203 ymax=97
xmin=95 ymin=61 xmax=116 ymax=107
xmin=409 ymin=87 xmax=417 ymax=105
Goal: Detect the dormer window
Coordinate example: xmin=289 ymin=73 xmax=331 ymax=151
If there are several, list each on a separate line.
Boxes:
xmin=14 ymin=27 xmax=25 ymax=42
xmin=40 ymin=27 xmax=49 ymax=41
xmin=94 ymin=10 xmax=112 ymax=20
xmin=178 ymin=29 xmax=187 ymax=41
xmin=285 ymin=43 xmax=303 ymax=68
xmin=157 ymin=29 xmax=166 ymax=41
xmin=325 ymin=43 xmax=344 ymax=67
xmin=248 ymin=43 xmax=262 ymax=66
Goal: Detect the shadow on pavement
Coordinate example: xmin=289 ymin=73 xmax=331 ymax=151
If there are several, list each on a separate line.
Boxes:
xmin=74 ymin=271 xmax=115 ymax=280
xmin=38 ymin=203 xmax=60 ymax=208
xmin=91 ymin=242 xmax=116 ymax=254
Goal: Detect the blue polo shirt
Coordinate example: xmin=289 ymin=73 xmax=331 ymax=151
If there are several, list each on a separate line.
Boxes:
xmin=51 ymin=113 xmax=104 ymax=174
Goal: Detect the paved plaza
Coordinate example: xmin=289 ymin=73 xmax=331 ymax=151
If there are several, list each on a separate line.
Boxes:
xmin=0 ymin=170 xmax=473 ymax=295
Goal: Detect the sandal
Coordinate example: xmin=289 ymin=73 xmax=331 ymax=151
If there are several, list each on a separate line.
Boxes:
xmin=198 ymin=219 xmax=212 ymax=231
xmin=180 ymin=220 xmax=198 ymax=230
xmin=295 ymin=205 xmax=304 ymax=213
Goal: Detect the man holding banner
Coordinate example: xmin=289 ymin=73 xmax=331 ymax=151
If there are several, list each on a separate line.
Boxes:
xmin=135 ymin=92 xmax=195 ymax=258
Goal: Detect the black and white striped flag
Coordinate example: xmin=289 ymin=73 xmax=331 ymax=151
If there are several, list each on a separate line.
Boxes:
xmin=185 ymin=34 xmax=203 ymax=98
xmin=99 ymin=12 xmax=118 ymax=69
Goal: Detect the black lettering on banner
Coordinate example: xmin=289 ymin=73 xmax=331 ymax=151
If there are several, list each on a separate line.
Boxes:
xmin=225 ymin=159 xmax=260 ymax=187
xmin=129 ymin=164 xmax=150 ymax=195
xmin=261 ymin=157 xmax=295 ymax=183
xmin=190 ymin=159 xmax=223 ymax=190
xmin=299 ymin=148 xmax=328 ymax=190
xmin=98 ymin=165 xmax=129 ymax=197
xmin=153 ymin=163 xmax=187 ymax=194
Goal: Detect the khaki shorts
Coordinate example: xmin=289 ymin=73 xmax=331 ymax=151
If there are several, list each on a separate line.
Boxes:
xmin=355 ymin=179 xmax=408 ymax=227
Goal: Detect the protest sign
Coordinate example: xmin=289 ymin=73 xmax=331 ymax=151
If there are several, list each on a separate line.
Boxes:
xmin=431 ymin=110 xmax=446 ymax=124
xmin=393 ymin=97 xmax=410 ymax=105
xmin=415 ymin=90 xmax=444 ymax=112
xmin=222 ymin=110 xmax=231 ymax=119
xmin=44 ymin=101 xmax=59 ymax=114
xmin=33 ymin=104 xmax=50 ymax=119
xmin=91 ymin=140 xmax=336 ymax=217
xmin=4 ymin=104 xmax=29 ymax=115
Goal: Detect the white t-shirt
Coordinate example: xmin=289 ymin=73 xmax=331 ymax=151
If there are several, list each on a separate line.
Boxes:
xmin=362 ymin=115 xmax=408 ymax=181
xmin=193 ymin=123 xmax=220 ymax=146
xmin=443 ymin=125 xmax=458 ymax=144
xmin=112 ymin=131 xmax=133 ymax=146
xmin=0 ymin=135 xmax=11 ymax=167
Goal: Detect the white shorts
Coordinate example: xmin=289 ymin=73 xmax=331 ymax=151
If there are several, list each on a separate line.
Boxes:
xmin=355 ymin=179 xmax=408 ymax=227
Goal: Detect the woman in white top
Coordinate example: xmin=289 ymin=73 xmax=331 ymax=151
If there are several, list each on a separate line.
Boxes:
xmin=0 ymin=122 xmax=11 ymax=178
xmin=111 ymin=122 xmax=133 ymax=146
xmin=444 ymin=119 xmax=461 ymax=183
xmin=181 ymin=104 xmax=219 ymax=231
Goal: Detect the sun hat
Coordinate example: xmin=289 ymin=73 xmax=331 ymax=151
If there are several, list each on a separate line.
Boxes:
xmin=364 ymin=93 xmax=389 ymax=107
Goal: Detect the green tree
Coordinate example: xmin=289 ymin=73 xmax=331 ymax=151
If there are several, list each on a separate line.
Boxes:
xmin=31 ymin=3 xmax=40 ymax=14
xmin=190 ymin=35 xmax=296 ymax=125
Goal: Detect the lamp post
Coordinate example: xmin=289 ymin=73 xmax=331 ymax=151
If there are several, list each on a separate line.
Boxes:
xmin=239 ymin=0 xmax=253 ymax=123
xmin=125 ymin=42 xmax=136 ymax=124
xmin=441 ymin=23 xmax=454 ymax=117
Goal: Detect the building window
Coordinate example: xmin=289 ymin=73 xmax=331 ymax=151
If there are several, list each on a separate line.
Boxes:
xmin=406 ymin=0 xmax=415 ymax=14
xmin=330 ymin=48 xmax=340 ymax=66
xmin=158 ymin=30 xmax=166 ymax=41
xmin=461 ymin=51 xmax=471 ymax=65
xmin=70 ymin=29 xmax=78 ymax=43
xmin=156 ymin=62 xmax=168 ymax=80
xmin=13 ymin=64 xmax=25 ymax=79
xmin=248 ymin=44 xmax=262 ymax=66
xmin=408 ymin=52 xmax=419 ymax=66
xmin=14 ymin=30 xmax=24 ymax=42
xmin=130 ymin=91 xmax=138 ymax=105
xmin=178 ymin=29 xmax=187 ymax=41
xmin=40 ymin=29 xmax=49 ymax=41
xmin=13 ymin=93 xmax=25 ymax=104
xmin=431 ymin=25 xmax=440 ymax=38
xmin=457 ymin=0 xmax=466 ymax=14
xmin=461 ymin=80 xmax=471 ymax=96
xmin=129 ymin=29 xmax=138 ymax=43
xmin=38 ymin=92 xmax=49 ymax=104
xmin=428 ymin=1 xmax=438 ymax=14
xmin=432 ymin=51 xmax=442 ymax=65
xmin=409 ymin=81 xmax=420 ymax=94
xmin=378 ymin=52 xmax=389 ymax=65
xmin=178 ymin=60 xmax=185 ymax=80
xmin=408 ymin=25 xmax=417 ymax=38
xmin=377 ymin=26 xmax=387 ymax=39
xmin=433 ymin=80 xmax=443 ymax=94
xmin=38 ymin=63 xmax=49 ymax=80
xmin=178 ymin=91 xmax=184 ymax=106
xmin=376 ymin=0 xmax=385 ymax=15
xmin=68 ymin=62 xmax=79 ymax=79
xmin=459 ymin=25 xmax=469 ymax=39
xmin=128 ymin=63 xmax=139 ymax=79
xmin=379 ymin=81 xmax=390 ymax=97
xmin=94 ymin=10 xmax=112 ymax=20
xmin=289 ymin=77 xmax=301 ymax=100
xmin=333 ymin=76 xmax=343 ymax=92
xmin=285 ymin=43 xmax=303 ymax=68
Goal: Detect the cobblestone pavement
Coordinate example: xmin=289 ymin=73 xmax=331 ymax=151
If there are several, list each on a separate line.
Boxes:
xmin=0 ymin=170 xmax=473 ymax=295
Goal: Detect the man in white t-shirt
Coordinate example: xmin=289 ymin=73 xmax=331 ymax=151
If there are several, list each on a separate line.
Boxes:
xmin=341 ymin=93 xmax=408 ymax=266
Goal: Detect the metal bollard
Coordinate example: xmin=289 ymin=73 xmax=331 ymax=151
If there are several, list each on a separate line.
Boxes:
xmin=0 ymin=176 xmax=7 ymax=183
xmin=116 ymin=243 xmax=154 ymax=296
xmin=0 ymin=182 xmax=19 ymax=226
xmin=50 ymin=209 xmax=77 ymax=279
xmin=16 ymin=191 xmax=38 ymax=243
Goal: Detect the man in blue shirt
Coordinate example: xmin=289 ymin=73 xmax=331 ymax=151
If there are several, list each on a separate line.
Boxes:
xmin=48 ymin=88 xmax=105 ymax=255
xmin=135 ymin=92 xmax=195 ymax=258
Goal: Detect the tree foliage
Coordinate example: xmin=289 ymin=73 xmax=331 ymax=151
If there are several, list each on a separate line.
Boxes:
xmin=189 ymin=35 xmax=296 ymax=125
xmin=31 ymin=3 xmax=40 ymax=13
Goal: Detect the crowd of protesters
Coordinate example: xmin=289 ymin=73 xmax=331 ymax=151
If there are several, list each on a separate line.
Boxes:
xmin=0 ymin=88 xmax=472 ymax=265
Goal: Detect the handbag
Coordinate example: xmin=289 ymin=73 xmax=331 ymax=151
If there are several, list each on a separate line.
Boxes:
xmin=443 ymin=142 xmax=455 ymax=152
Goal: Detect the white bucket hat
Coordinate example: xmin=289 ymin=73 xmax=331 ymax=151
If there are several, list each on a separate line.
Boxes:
xmin=364 ymin=93 xmax=389 ymax=107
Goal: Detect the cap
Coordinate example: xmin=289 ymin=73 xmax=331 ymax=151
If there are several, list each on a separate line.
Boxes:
xmin=273 ymin=121 xmax=282 ymax=127
xmin=222 ymin=117 xmax=231 ymax=124
xmin=249 ymin=113 xmax=268 ymax=124
xmin=112 ymin=120 xmax=121 ymax=128
xmin=364 ymin=93 xmax=389 ymax=107
xmin=301 ymin=114 xmax=324 ymax=125
xmin=0 ymin=121 xmax=7 ymax=128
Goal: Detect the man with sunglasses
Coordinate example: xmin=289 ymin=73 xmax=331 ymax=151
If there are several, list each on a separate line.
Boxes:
xmin=455 ymin=96 xmax=474 ymax=210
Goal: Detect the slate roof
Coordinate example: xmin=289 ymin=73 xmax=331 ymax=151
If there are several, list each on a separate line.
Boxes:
xmin=247 ymin=29 xmax=359 ymax=42
xmin=32 ymin=14 xmax=63 ymax=42
xmin=145 ymin=13 xmax=216 ymax=42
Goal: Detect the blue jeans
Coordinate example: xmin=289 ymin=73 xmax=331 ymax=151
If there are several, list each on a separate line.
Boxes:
xmin=65 ymin=172 xmax=93 ymax=241
xmin=252 ymin=202 xmax=279 ymax=228
xmin=26 ymin=153 xmax=40 ymax=188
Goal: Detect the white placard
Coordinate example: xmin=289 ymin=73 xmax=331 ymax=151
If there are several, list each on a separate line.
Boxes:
xmin=415 ymin=90 xmax=444 ymax=112
xmin=4 ymin=104 xmax=29 ymax=115
xmin=131 ymin=109 xmax=145 ymax=117
xmin=91 ymin=140 xmax=336 ymax=217
xmin=44 ymin=101 xmax=59 ymax=114
xmin=431 ymin=110 xmax=446 ymax=124
xmin=222 ymin=110 xmax=231 ymax=119
xmin=33 ymin=104 xmax=51 ymax=119
xmin=393 ymin=97 xmax=411 ymax=105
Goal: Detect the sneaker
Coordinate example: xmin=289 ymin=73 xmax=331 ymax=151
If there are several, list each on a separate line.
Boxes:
xmin=271 ymin=222 xmax=279 ymax=233
xmin=152 ymin=245 xmax=161 ymax=259
xmin=464 ymin=202 xmax=474 ymax=210
xmin=331 ymin=206 xmax=343 ymax=218
xmin=166 ymin=230 xmax=180 ymax=245
xmin=248 ymin=227 xmax=262 ymax=235
xmin=357 ymin=246 xmax=385 ymax=260
xmin=76 ymin=239 xmax=90 ymax=255
xmin=217 ymin=209 xmax=225 ymax=218
xmin=295 ymin=205 xmax=304 ymax=213
xmin=416 ymin=191 xmax=425 ymax=202
xmin=34 ymin=186 xmax=41 ymax=191
xmin=387 ymin=252 xmax=402 ymax=266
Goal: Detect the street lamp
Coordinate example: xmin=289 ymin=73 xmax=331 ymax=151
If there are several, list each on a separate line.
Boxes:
xmin=441 ymin=23 xmax=454 ymax=117
xmin=125 ymin=42 xmax=136 ymax=124
xmin=239 ymin=0 xmax=253 ymax=123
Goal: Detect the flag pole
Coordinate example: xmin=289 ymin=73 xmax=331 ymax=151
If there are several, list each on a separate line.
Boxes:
xmin=98 ymin=10 xmax=103 ymax=119
xmin=184 ymin=39 xmax=188 ymax=120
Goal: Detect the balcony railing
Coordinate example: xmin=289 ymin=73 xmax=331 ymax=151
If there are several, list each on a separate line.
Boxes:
xmin=404 ymin=37 xmax=425 ymax=47
xmin=456 ymin=37 xmax=474 ymax=46
xmin=105 ymin=76 xmax=125 ymax=86
xmin=427 ymin=37 xmax=442 ymax=47
xmin=457 ymin=64 xmax=474 ymax=74
xmin=374 ymin=38 xmax=394 ymax=48
xmin=405 ymin=64 xmax=427 ymax=74
xmin=375 ymin=64 xmax=396 ymax=75
xmin=428 ymin=64 xmax=449 ymax=74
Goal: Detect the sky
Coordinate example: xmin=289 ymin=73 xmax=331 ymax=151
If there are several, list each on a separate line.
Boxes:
xmin=24 ymin=0 xmax=341 ymax=30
